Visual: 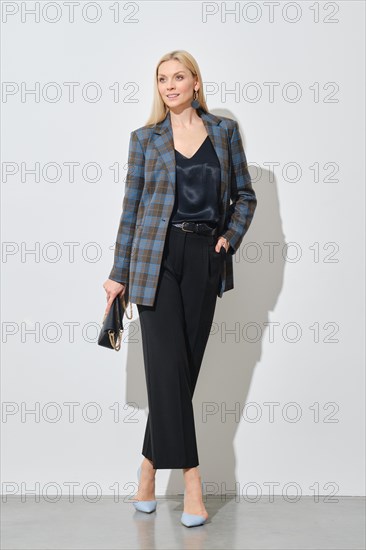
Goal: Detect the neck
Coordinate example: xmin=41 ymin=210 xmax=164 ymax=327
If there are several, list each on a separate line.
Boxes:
xmin=168 ymin=107 xmax=201 ymax=129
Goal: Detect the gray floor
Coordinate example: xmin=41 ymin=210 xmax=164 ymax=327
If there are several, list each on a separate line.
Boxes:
xmin=1 ymin=495 xmax=365 ymax=549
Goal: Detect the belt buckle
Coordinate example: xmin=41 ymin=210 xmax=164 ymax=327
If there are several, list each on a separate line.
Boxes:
xmin=181 ymin=222 xmax=194 ymax=233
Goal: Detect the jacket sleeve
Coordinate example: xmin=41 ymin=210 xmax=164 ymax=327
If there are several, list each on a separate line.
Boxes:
xmin=221 ymin=121 xmax=257 ymax=254
xmin=108 ymin=130 xmax=145 ymax=283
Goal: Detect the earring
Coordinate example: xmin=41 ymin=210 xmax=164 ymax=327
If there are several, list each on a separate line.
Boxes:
xmin=191 ymin=90 xmax=200 ymax=109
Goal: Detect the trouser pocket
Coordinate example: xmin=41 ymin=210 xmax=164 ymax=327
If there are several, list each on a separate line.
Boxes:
xmin=208 ymin=242 xmax=226 ymax=278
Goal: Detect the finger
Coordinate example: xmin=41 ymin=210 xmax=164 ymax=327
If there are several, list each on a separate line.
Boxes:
xmin=215 ymin=238 xmax=225 ymax=252
xmin=219 ymin=238 xmax=228 ymax=252
xmin=104 ymin=296 xmax=114 ymax=315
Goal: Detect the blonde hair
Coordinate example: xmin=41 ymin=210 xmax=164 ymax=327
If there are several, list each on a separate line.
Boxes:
xmin=145 ymin=50 xmax=209 ymax=127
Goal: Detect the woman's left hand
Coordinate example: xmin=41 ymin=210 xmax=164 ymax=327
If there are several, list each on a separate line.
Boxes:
xmin=215 ymin=236 xmax=230 ymax=253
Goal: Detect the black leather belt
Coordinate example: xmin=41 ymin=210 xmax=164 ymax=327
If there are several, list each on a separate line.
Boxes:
xmin=171 ymin=221 xmax=217 ymax=236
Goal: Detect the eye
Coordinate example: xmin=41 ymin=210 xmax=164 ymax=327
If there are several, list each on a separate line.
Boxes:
xmin=176 ymin=75 xmax=183 ymax=80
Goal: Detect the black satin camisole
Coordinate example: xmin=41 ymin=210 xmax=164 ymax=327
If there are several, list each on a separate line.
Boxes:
xmin=170 ymin=135 xmax=221 ymax=226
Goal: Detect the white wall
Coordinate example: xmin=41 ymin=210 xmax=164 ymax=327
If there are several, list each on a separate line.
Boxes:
xmin=1 ymin=1 xmax=365 ymax=498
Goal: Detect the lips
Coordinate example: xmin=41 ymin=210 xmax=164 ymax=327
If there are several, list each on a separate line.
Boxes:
xmin=167 ymin=94 xmax=179 ymax=98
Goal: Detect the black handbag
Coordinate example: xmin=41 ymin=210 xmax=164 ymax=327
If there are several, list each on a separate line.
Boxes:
xmin=98 ymin=293 xmax=133 ymax=351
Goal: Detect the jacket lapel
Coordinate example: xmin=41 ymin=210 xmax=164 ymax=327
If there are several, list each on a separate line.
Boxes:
xmin=151 ymin=110 xmax=229 ymax=202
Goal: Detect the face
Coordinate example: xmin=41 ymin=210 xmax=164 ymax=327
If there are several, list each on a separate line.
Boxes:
xmin=157 ymin=59 xmax=198 ymax=111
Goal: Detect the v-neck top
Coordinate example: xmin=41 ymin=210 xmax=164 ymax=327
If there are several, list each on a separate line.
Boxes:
xmin=170 ymin=135 xmax=221 ymax=226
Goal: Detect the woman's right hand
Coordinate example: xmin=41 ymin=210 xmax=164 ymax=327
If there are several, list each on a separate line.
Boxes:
xmin=103 ymin=279 xmax=126 ymax=317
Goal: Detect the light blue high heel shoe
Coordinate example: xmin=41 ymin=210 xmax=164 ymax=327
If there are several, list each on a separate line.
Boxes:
xmin=132 ymin=466 xmax=157 ymax=513
xmin=181 ymin=480 xmax=207 ymax=527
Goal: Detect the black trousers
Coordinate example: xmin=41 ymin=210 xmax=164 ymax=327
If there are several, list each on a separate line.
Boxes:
xmin=136 ymin=224 xmax=226 ymax=469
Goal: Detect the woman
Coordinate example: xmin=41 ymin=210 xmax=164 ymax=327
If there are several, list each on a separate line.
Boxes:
xmin=103 ymin=50 xmax=257 ymax=527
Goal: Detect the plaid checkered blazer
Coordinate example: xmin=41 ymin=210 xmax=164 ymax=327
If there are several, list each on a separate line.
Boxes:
xmin=109 ymin=109 xmax=257 ymax=307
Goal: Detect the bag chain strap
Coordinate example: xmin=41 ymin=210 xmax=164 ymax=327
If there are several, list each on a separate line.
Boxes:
xmin=121 ymin=293 xmax=133 ymax=319
xmin=102 ymin=292 xmax=133 ymax=351
xmin=108 ymin=329 xmax=122 ymax=351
